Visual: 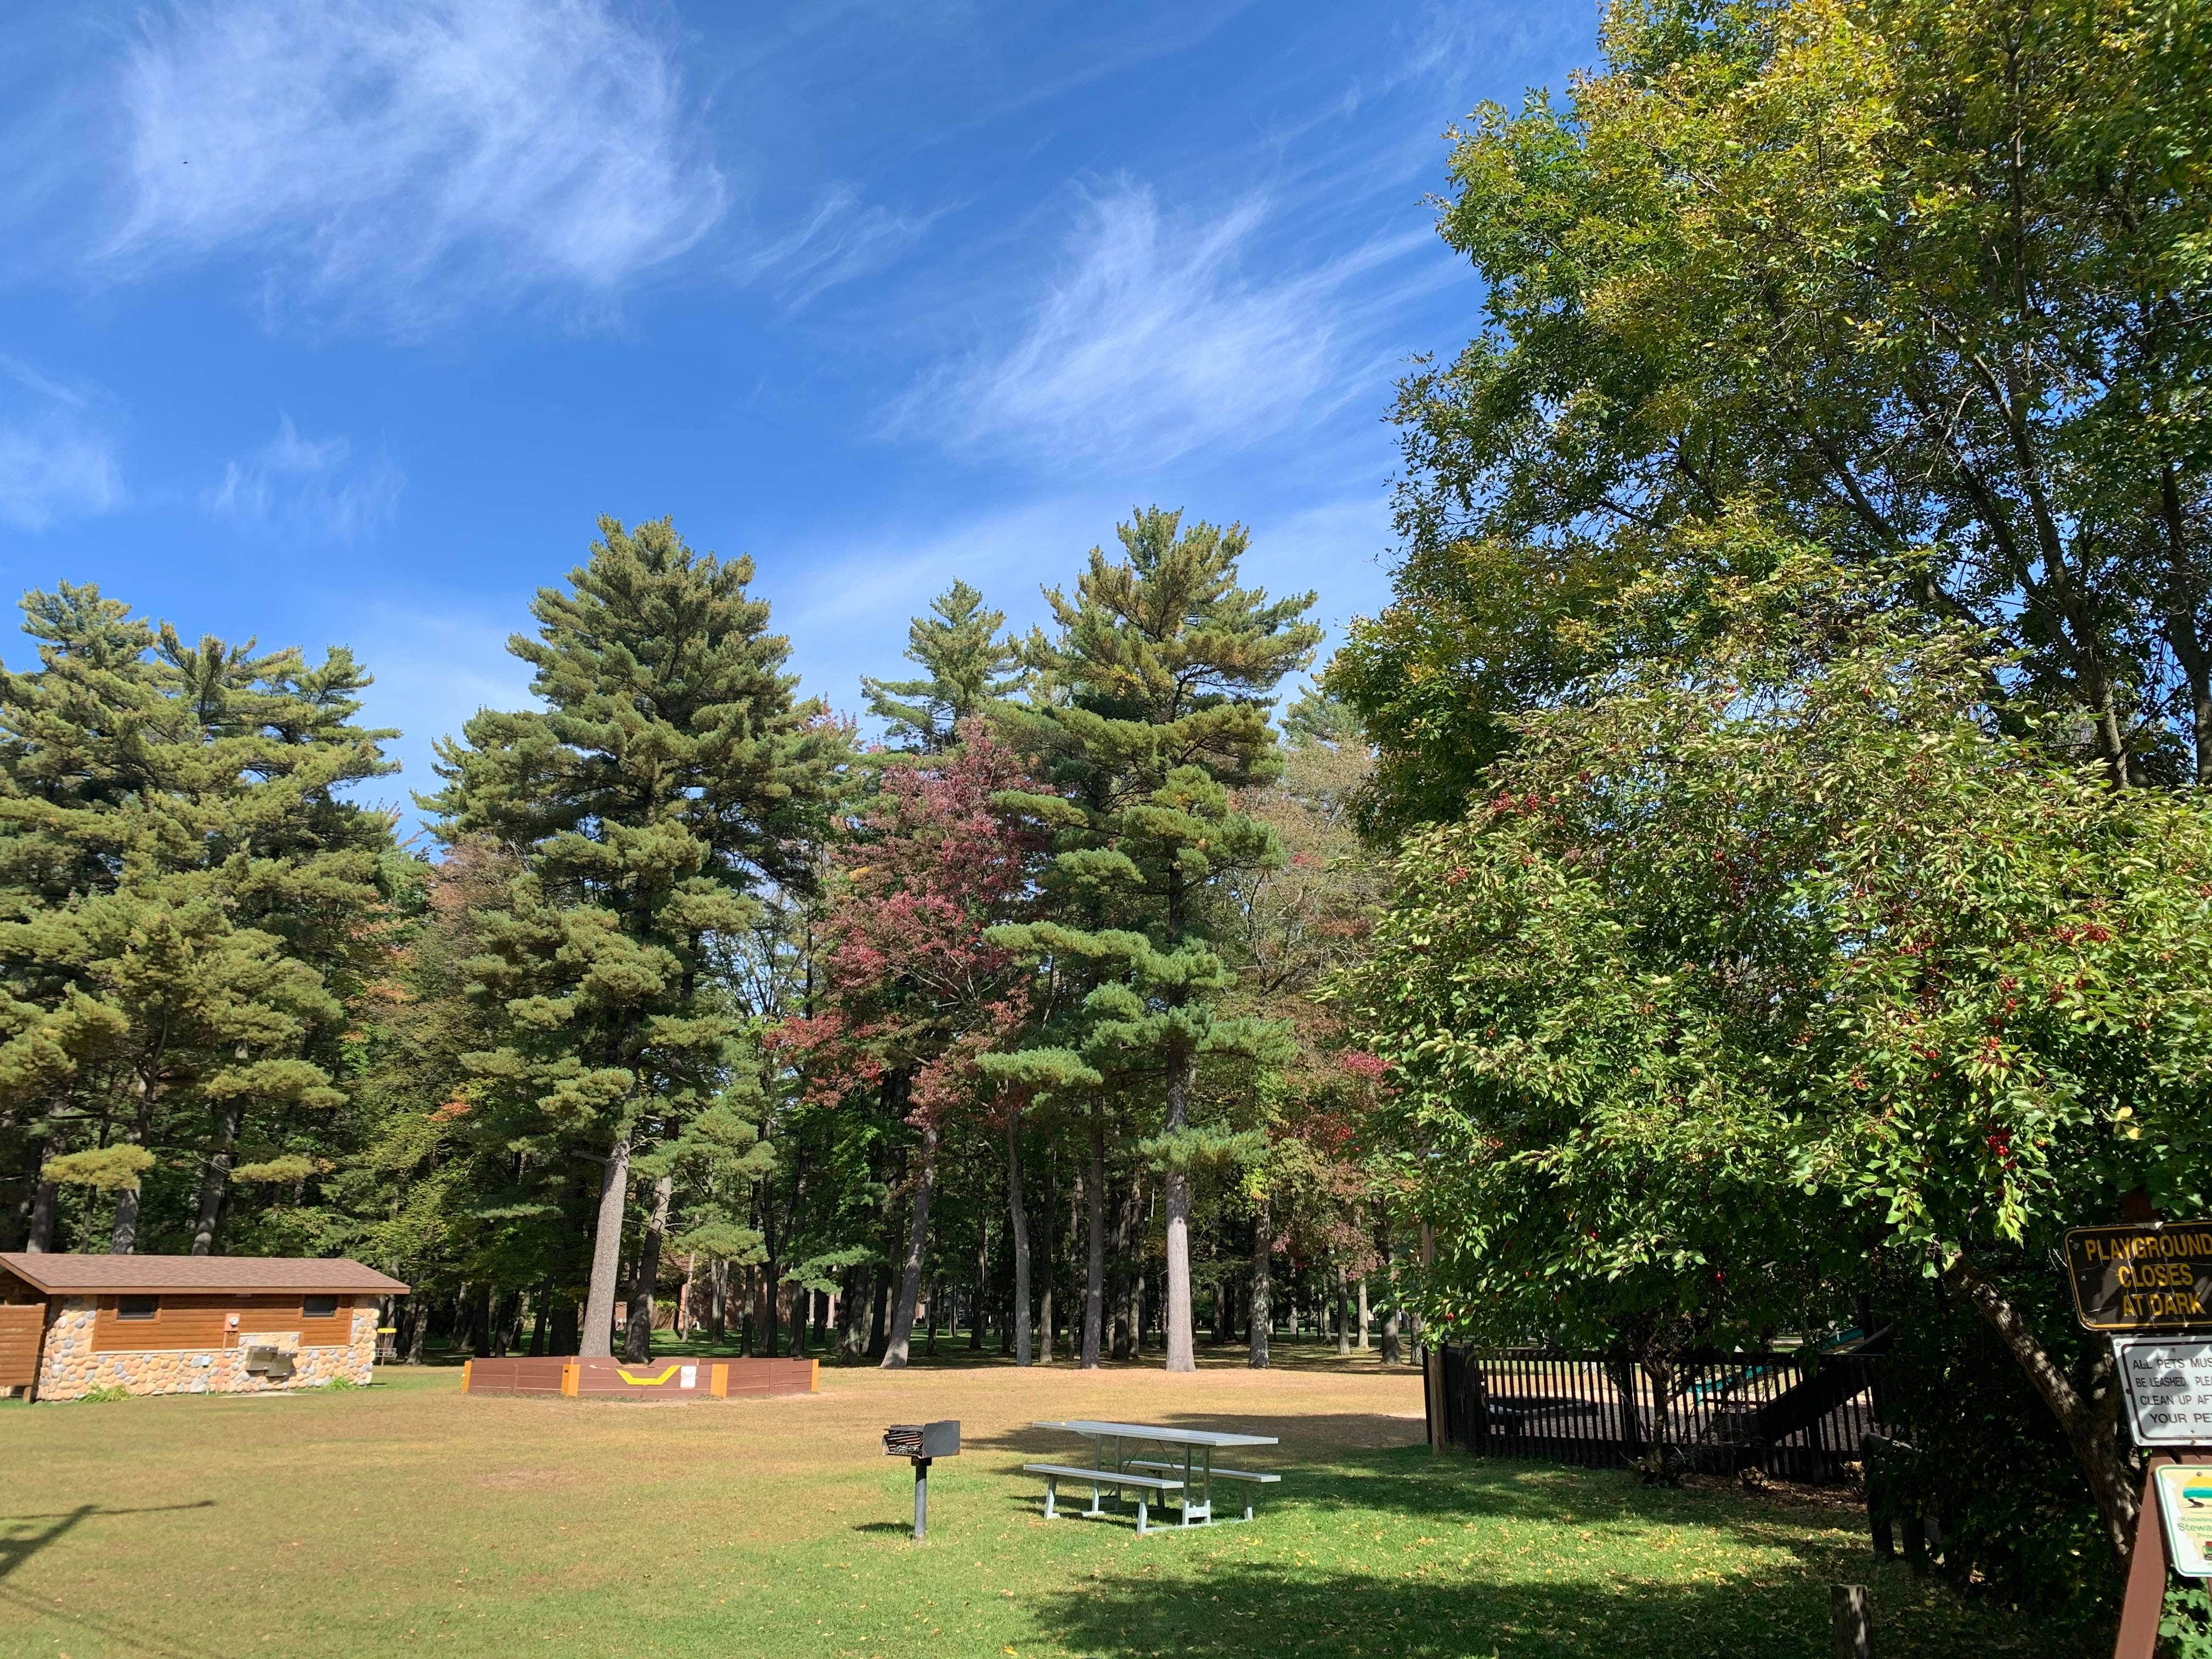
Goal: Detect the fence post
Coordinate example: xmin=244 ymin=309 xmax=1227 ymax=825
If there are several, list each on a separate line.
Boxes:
xmin=1829 ymin=1583 xmax=1871 ymax=1659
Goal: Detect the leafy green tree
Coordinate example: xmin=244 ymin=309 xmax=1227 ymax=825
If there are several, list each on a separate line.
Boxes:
xmin=1214 ymin=711 xmax=1386 ymax=1367
xmin=0 ymin=583 xmax=394 ymax=1254
xmin=1338 ymin=0 xmax=2212 ymax=830
xmin=862 ymin=580 xmax=1025 ymax=752
xmin=994 ymin=507 xmax=1321 ymax=1370
xmin=426 ymin=517 xmax=836 ymax=1359
xmin=1346 ymin=536 xmax=2212 ymax=1555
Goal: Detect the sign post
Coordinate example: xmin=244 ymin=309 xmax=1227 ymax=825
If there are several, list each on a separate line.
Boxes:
xmin=2065 ymin=1222 xmax=2212 ymax=1659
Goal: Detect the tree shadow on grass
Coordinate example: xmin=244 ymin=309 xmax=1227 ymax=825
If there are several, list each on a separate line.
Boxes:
xmin=1029 ymin=1552 xmax=2044 ymax=1659
xmin=989 ymin=1444 xmax=2053 ymax=1657
xmin=0 ymin=1501 xmax=222 ymax=1659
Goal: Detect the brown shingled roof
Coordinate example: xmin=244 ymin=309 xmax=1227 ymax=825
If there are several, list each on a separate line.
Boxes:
xmin=0 ymin=1253 xmax=409 ymax=1297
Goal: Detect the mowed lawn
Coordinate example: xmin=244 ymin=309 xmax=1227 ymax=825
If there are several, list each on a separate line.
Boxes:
xmin=2 ymin=1350 xmax=2041 ymax=1659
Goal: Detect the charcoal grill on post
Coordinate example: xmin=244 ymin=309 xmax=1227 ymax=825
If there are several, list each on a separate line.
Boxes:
xmin=883 ymin=1420 xmax=960 ymax=1540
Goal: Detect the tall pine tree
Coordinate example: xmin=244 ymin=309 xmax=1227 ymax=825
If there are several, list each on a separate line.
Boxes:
xmin=426 ymin=518 xmax=834 ymax=1358
xmin=994 ymin=509 xmax=1318 ymax=1370
xmin=861 ymin=580 xmax=1024 ymax=752
xmin=0 ymin=583 xmax=394 ymax=1254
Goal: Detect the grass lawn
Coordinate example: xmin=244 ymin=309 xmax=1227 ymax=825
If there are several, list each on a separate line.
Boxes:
xmin=1 ymin=1346 xmax=2044 ymax=1659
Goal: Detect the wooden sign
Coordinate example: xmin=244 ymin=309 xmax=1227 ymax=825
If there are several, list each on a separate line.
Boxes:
xmin=2063 ymin=1222 xmax=2212 ymax=1332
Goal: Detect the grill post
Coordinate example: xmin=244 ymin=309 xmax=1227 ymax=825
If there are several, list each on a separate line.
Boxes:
xmin=883 ymin=1419 xmax=960 ymax=1541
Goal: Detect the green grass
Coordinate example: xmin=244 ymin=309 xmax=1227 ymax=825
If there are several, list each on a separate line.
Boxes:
xmin=0 ymin=1359 xmax=2046 ymax=1658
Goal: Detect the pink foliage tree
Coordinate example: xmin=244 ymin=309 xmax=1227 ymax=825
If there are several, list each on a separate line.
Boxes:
xmin=769 ymin=727 xmax=1048 ymax=1365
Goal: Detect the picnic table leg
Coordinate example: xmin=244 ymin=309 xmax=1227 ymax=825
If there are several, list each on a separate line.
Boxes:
xmin=1044 ymin=1476 xmax=1058 ymax=1520
xmin=1136 ymin=1496 xmax=1149 ymax=1537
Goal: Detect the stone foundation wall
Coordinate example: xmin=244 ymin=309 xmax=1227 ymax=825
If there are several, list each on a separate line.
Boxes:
xmin=35 ymin=1300 xmax=379 ymax=1402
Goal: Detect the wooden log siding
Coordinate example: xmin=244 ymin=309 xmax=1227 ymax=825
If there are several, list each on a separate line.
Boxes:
xmin=91 ymin=1294 xmax=356 ymax=1353
xmin=0 ymin=1305 xmax=42 ymax=1386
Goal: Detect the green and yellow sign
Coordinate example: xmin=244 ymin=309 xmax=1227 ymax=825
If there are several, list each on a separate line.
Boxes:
xmin=2157 ymin=1464 xmax=2212 ymax=1577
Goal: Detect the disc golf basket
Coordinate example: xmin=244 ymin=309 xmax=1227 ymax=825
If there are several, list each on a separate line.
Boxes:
xmin=883 ymin=1420 xmax=960 ymax=1540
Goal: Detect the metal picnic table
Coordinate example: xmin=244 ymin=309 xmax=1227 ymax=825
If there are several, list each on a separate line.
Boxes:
xmin=1030 ymin=1419 xmax=1280 ymax=1531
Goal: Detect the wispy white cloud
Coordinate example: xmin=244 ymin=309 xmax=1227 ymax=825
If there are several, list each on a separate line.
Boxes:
xmin=106 ymin=0 xmax=727 ymax=328
xmin=204 ymin=415 xmax=404 ymax=542
xmin=894 ymin=180 xmax=1427 ymax=471
xmin=735 ymin=185 xmax=944 ymax=313
xmin=0 ymin=357 xmax=123 ymax=531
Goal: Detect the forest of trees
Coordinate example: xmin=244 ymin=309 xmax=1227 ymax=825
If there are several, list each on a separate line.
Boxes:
xmin=4 ymin=0 xmax=2210 ymax=1638
xmin=0 ymin=509 xmax=1400 ymax=1383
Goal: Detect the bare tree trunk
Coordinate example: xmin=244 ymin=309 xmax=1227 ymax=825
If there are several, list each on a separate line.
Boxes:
xmin=1944 ymin=1252 xmax=2136 ymax=1556
xmin=1357 ymin=1276 xmax=1370 ymax=1351
xmin=580 ymin=1133 xmax=630 ymax=1358
xmin=26 ymin=1173 xmax=57 ymax=1254
xmin=110 ymin=1093 xmax=157 ymax=1252
xmin=1161 ymin=1053 xmax=1197 ymax=1372
xmin=1081 ymin=1103 xmax=1105 ymax=1369
xmin=189 ymin=1095 xmax=246 ymax=1255
xmin=1336 ymin=1268 xmax=1351 ymax=1356
xmin=883 ymin=1121 xmax=939 ymax=1368
xmin=1378 ymin=1216 xmax=1403 ymax=1363
xmin=1249 ymin=1197 xmax=1272 ymax=1369
xmin=1006 ymin=1109 xmax=1033 ymax=1365
xmin=623 ymin=1172 xmax=672 ymax=1362
xmin=528 ymin=1279 xmax=551 ymax=1356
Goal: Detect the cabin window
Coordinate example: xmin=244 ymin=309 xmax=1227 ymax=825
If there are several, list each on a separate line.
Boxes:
xmin=302 ymin=1295 xmax=338 ymax=1319
xmin=117 ymin=1295 xmax=159 ymax=1320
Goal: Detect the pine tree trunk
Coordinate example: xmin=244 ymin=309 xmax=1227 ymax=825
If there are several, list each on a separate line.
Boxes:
xmin=966 ymin=1216 xmax=989 ymax=1354
xmin=1006 ymin=1109 xmax=1033 ymax=1365
xmin=623 ymin=1172 xmax=671 ymax=1362
xmin=469 ymin=1282 xmax=494 ymax=1355
xmin=26 ymin=1175 xmax=58 ymax=1253
xmin=1378 ymin=1217 xmax=1403 ymax=1363
xmin=1249 ymin=1197 xmax=1272 ymax=1369
xmin=580 ymin=1132 xmax=630 ymax=1359
xmin=883 ymin=1121 xmax=938 ymax=1368
xmin=189 ymin=1095 xmax=246 ymax=1256
xmin=1161 ymin=1051 xmax=1197 ymax=1372
xmin=528 ymin=1280 xmax=551 ymax=1356
xmin=1357 ymin=1277 xmax=1370 ymax=1351
xmin=868 ymin=1263 xmax=890 ymax=1359
xmin=1081 ymin=1103 xmax=1105 ymax=1369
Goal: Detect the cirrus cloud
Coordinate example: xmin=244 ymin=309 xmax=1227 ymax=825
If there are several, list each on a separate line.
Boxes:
xmin=106 ymin=0 xmax=728 ymax=329
xmin=0 ymin=357 xmax=124 ymax=532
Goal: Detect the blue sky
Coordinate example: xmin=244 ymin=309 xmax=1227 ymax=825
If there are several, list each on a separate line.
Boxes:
xmin=0 ymin=0 xmax=1596 ymax=826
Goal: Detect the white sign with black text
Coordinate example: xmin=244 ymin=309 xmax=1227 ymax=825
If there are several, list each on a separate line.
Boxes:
xmin=2115 ymin=1338 xmax=2212 ymax=1446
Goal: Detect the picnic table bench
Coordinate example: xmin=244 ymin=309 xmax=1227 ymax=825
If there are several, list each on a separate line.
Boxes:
xmin=1023 ymin=1419 xmax=1282 ymax=1536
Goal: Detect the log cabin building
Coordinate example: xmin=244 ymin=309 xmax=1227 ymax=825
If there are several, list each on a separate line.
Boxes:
xmin=0 ymin=1252 xmax=408 ymax=1402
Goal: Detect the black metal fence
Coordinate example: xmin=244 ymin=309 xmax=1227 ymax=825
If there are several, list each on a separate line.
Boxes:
xmin=1437 ymin=1345 xmax=1884 ymax=1484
